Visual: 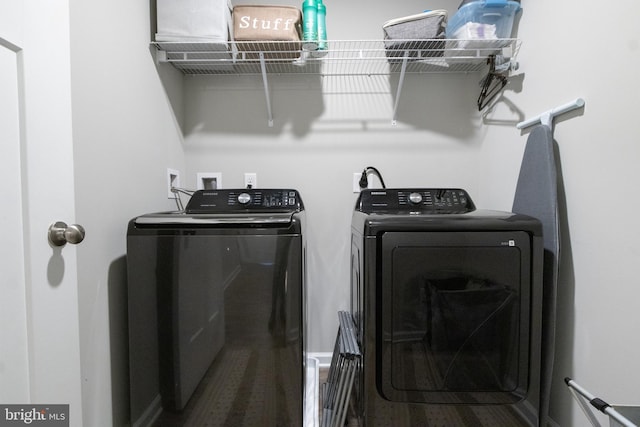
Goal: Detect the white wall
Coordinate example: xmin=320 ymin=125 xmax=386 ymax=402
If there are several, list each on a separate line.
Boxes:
xmin=68 ymin=0 xmax=186 ymax=425
xmin=63 ymin=0 xmax=640 ymax=425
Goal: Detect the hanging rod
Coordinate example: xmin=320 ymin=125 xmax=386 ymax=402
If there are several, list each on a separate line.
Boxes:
xmin=516 ymin=98 xmax=585 ymax=130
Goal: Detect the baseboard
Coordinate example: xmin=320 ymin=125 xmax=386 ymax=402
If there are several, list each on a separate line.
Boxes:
xmin=308 ymin=352 xmax=333 ymax=368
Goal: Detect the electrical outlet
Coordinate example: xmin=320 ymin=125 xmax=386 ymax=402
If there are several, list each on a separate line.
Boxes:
xmin=244 ymin=173 xmax=257 ymax=189
xmin=167 ymin=168 xmax=180 ymax=198
xmin=353 ymin=172 xmax=363 ymax=193
xmin=197 ymin=172 xmax=222 ymax=190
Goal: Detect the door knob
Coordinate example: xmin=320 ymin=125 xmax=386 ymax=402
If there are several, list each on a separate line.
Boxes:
xmin=48 ymin=221 xmax=86 ymax=246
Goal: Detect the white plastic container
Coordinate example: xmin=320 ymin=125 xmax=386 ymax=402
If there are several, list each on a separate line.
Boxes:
xmin=446 ymin=0 xmax=521 ymax=40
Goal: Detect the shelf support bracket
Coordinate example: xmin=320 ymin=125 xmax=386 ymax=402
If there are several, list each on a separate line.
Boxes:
xmin=258 ymin=52 xmax=274 ymax=127
xmin=391 ymin=51 xmax=409 ymax=126
xmin=155 ymin=46 xmax=168 ymax=63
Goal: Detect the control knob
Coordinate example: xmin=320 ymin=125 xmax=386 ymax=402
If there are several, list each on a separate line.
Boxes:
xmin=409 ymin=192 xmax=423 ymax=204
xmin=237 ymin=192 xmax=251 ymax=205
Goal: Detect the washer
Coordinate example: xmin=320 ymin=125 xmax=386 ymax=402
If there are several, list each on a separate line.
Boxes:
xmin=351 ymin=188 xmax=544 ymax=427
xmin=127 ymin=189 xmax=306 ymax=427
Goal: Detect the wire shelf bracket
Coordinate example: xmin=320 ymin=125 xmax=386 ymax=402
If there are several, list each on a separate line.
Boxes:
xmin=258 ymin=52 xmax=274 ymax=127
xmin=391 ymin=51 xmax=410 ymax=125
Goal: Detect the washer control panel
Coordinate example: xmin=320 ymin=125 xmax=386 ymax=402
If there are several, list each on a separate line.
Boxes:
xmin=355 ymin=188 xmax=475 ymax=214
xmin=186 ymin=189 xmax=303 ymax=213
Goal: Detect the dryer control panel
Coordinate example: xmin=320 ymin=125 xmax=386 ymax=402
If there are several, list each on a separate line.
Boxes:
xmin=186 ymin=189 xmax=303 ymax=213
xmin=355 ymin=188 xmax=475 ymax=214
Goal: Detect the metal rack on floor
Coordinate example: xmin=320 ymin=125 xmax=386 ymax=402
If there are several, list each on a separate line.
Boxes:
xmin=321 ymin=311 xmax=361 ymax=427
xmin=565 ymin=377 xmax=639 ymax=427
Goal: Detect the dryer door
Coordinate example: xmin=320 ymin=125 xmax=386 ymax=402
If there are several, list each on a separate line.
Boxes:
xmin=378 ymin=231 xmax=532 ymax=405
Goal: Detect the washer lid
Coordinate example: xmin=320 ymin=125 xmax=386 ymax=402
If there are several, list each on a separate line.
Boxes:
xmin=133 ymin=211 xmax=296 ymax=226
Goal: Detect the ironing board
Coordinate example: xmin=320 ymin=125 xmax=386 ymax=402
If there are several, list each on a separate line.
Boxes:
xmin=512 ymin=124 xmax=561 ymax=427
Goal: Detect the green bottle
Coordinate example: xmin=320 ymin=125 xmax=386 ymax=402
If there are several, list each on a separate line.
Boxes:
xmin=317 ymin=1 xmax=327 ymax=51
xmin=302 ymin=0 xmax=318 ymax=51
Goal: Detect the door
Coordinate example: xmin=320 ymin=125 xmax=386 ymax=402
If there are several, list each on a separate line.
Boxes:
xmin=0 ymin=34 xmax=30 ymax=405
xmin=0 ymin=2 xmax=83 ymax=425
xmin=379 ymin=231 xmax=532 ymax=405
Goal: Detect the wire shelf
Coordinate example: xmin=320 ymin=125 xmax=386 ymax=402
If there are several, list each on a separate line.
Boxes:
xmin=153 ymin=39 xmax=521 ymax=76
xmin=152 ymin=39 xmax=521 ymax=126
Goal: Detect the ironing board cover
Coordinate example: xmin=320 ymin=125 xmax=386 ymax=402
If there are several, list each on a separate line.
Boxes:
xmin=512 ymin=124 xmax=560 ymax=427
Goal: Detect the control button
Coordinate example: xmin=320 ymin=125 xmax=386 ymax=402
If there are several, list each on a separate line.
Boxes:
xmin=409 ymin=192 xmax=423 ymax=204
xmin=238 ymin=192 xmax=251 ymax=205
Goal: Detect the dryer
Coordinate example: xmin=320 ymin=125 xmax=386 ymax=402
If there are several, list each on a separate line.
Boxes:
xmin=127 ymin=189 xmax=306 ymax=427
xmin=350 ymin=188 xmax=543 ymax=426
